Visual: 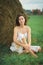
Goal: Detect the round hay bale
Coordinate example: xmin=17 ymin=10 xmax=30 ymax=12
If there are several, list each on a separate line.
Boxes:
xmin=0 ymin=0 xmax=25 ymax=45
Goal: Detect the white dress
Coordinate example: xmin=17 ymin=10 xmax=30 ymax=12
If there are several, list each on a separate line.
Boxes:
xmin=10 ymin=32 xmax=41 ymax=53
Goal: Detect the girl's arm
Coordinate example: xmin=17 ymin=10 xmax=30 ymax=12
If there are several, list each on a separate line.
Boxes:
xmin=27 ymin=26 xmax=31 ymax=46
xmin=22 ymin=38 xmax=27 ymax=44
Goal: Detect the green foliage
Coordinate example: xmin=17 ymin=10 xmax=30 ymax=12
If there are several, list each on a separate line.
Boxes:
xmin=32 ymin=9 xmax=41 ymax=15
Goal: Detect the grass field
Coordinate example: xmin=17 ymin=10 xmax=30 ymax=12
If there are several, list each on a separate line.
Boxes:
xmin=0 ymin=15 xmax=43 ymax=65
xmin=27 ymin=15 xmax=43 ymax=47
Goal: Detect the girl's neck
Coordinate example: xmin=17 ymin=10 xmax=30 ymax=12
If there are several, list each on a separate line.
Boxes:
xmin=20 ymin=25 xmax=25 ymax=28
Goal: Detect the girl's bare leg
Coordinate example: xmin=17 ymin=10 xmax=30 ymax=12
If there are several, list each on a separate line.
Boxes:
xmin=29 ymin=49 xmax=38 ymax=57
xmin=23 ymin=50 xmax=29 ymax=53
xmin=23 ymin=49 xmax=38 ymax=58
xmin=22 ymin=38 xmax=38 ymax=57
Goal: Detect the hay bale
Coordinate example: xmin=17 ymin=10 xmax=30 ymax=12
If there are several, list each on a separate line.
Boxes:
xmin=0 ymin=0 xmax=25 ymax=45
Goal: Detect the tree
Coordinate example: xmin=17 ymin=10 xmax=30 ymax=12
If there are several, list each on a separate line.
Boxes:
xmin=32 ymin=9 xmax=41 ymax=15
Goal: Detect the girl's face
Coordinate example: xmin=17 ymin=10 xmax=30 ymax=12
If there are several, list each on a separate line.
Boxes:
xmin=19 ymin=16 xmax=25 ymax=26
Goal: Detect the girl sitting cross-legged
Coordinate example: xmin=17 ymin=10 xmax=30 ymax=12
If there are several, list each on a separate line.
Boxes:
xmin=10 ymin=13 xmax=41 ymax=58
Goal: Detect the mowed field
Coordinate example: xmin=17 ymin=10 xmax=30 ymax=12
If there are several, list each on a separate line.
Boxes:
xmin=0 ymin=15 xmax=43 ymax=65
xmin=27 ymin=15 xmax=43 ymax=47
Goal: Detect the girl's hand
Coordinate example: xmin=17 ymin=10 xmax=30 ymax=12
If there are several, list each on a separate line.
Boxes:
xmin=28 ymin=43 xmax=31 ymax=48
xmin=22 ymin=38 xmax=30 ymax=50
xmin=24 ymin=44 xmax=30 ymax=50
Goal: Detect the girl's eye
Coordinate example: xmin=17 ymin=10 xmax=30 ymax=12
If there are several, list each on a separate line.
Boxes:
xmin=19 ymin=18 xmax=23 ymax=20
xmin=21 ymin=18 xmax=23 ymax=20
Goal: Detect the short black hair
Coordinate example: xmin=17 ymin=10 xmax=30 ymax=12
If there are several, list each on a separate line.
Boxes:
xmin=16 ymin=13 xmax=27 ymax=26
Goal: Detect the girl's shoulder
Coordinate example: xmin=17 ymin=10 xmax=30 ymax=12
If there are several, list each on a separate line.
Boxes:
xmin=25 ymin=25 xmax=31 ymax=33
xmin=14 ymin=26 xmax=18 ymax=30
xmin=14 ymin=26 xmax=19 ymax=29
xmin=26 ymin=25 xmax=31 ymax=30
xmin=14 ymin=26 xmax=19 ymax=31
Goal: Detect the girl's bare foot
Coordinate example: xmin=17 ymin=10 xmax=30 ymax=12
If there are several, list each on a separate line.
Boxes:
xmin=23 ymin=50 xmax=29 ymax=53
xmin=29 ymin=49 xmax=38 ymax=58
xmin=33 ymin=54 xmax=38 ymax=58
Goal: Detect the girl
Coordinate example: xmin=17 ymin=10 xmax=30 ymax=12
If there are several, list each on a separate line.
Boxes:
xmin=10 ymin=13 xmax=41 ymax=57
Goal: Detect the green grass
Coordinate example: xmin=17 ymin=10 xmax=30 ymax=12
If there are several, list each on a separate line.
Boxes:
xmin=27 ymin=15 xmax=43 ymax=47
xmin=0 ymin=15 xmax=43 ymax=65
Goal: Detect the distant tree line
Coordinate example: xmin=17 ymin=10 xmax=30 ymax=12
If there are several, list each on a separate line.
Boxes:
xmin=32 ymin=9 xmax=43 ymax=15
xmin=24 ymin=9 xmax=43 ymax=15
